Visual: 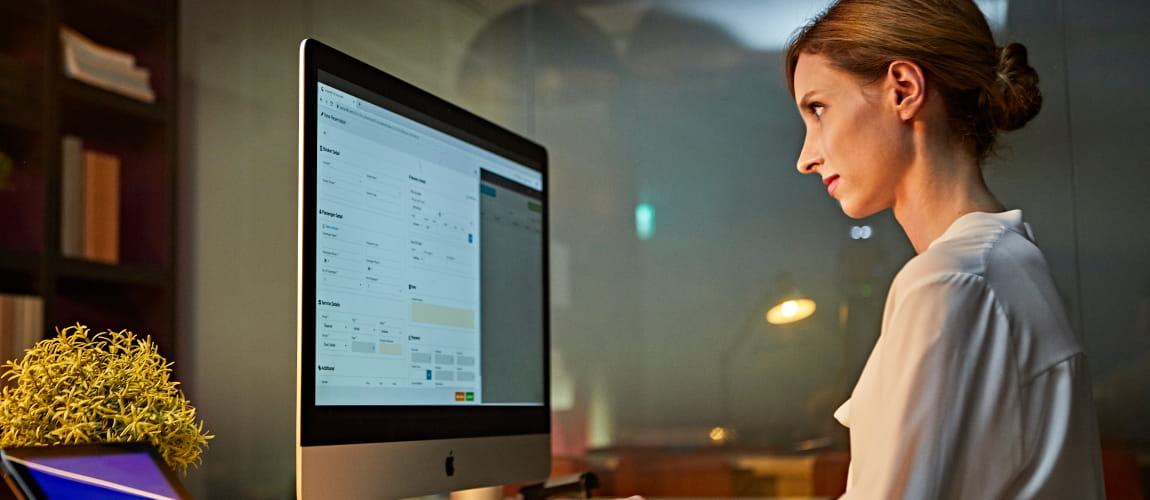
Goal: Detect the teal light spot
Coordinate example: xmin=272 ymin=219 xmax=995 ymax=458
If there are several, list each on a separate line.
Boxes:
xmin=635 ymin=203 xmax=655 ymax=240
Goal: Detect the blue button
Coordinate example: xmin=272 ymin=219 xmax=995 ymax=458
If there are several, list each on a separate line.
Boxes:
xmin=426 ymin=370 xmax=432 ymax=380
xmin=468 ymin=234 xmax=473 ymax=243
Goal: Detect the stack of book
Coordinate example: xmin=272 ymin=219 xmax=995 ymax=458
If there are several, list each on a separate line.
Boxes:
xmin=61 ymin=135 xmax=120 ymax=263
xmin=0 ymin=294 xmax=43 ymax=368
xmin=60 ymin=26 xmax=155 ymax=103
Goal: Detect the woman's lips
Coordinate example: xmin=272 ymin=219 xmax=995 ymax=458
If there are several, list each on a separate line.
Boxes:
xmin=823 ymin=174 xmax=840 ymax=196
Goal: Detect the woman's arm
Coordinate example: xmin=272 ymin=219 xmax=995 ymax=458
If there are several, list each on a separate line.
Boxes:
xmin=844 ymin=274 xmax=1023 ymax=499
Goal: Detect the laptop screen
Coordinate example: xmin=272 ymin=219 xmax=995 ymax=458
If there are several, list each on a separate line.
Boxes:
xmin=1 ymin=443 xmax=192 ymax=500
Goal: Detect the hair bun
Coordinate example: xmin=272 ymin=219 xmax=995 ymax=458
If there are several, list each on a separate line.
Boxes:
xmin=991 ymin=42 xmax=1043 ymax=131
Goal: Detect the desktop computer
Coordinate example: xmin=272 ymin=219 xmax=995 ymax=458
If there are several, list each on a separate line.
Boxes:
xmin=297 ymin=39 xmax=551 ymax=499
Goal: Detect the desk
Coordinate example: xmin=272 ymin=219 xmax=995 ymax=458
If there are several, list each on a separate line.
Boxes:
xmin=735 ymin=455 xmax=819 ymax=497
xmin=595 ymin=498 xmax=831 ymax=500
xmin=584 ymin=447 xmax=847 ymax=498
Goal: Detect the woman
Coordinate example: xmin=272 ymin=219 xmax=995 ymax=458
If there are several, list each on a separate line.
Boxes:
xmin=786 ymin=0 xmax=1105 ymax=498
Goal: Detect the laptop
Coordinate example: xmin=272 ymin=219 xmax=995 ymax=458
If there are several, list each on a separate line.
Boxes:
xmin=0 ymin=442 xmax=193 ymax=500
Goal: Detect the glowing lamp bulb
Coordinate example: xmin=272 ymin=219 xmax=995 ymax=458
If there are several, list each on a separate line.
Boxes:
xmin=781 ymin=300 xmax=798 ymax=317
xmin=709 ymin=426 xmax=734 ymax=444
xmin=766 ymin=298 xmax=816 ymax=325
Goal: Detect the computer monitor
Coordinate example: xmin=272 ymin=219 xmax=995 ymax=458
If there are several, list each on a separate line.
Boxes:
xmin=297 ymin=39 xmax=550 ymax=499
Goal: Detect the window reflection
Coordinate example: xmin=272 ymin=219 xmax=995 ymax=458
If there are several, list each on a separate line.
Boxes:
xmin=453 ymin=0 xmax=1148 ymax=497
xmin=177 ymin=0 xmax=1148 ymax=497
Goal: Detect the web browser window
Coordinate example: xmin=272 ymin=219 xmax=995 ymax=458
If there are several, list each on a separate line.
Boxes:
xmin=314 ymin=75 xmax=544 ymax=407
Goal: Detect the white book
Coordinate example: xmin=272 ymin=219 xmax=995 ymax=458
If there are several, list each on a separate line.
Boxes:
xmin=15 ymin=296 xmax=43 ymax=356
xmin=61 ymin=134 xmax=85 ymax=257
xmin=9 ymin=296 xmax=24 ymax=364
xmin=0 ymin=295 xmax=41 ymax=365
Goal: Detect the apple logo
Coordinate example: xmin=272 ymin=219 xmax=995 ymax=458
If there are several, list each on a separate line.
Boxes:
xmin=445 ymin=451 xmax=455 ymax=477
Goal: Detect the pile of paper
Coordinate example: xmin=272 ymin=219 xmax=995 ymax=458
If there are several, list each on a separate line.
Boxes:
xmin=60 ymin=27 xmax=155 ymax=103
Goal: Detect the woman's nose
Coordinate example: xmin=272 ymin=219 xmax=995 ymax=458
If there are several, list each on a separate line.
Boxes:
xmin=796 ymin=134 xmax=821 ymax=174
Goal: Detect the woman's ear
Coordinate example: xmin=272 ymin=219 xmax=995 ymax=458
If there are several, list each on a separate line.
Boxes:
xmin=887 ymin=60 xmax=926 ymax=121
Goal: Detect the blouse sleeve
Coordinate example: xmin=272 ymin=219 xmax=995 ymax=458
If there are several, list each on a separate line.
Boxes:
xmin=844 ymin=273 xmax=1023 ymax=499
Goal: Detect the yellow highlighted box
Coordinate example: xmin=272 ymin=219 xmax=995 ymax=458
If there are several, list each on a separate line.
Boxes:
xmin=411 ymin=302 xmax=476 ymax=329
xmin=378 ymin=343 xmax=402 ymax=355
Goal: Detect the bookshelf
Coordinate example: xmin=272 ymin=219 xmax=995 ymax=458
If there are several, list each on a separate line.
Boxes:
xmin=0 ymin=0 xmax=178 ymax=367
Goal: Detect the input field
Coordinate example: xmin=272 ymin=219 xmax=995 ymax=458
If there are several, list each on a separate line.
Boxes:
xmin=351 ymin=341 xmax=402 ymax=355
xmin=378 ymin=343 xmax=402 ymax=355
xmin=411 ymin=302 xmax=476 ymax=329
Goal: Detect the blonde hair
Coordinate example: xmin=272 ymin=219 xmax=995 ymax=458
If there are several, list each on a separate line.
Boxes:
xmin=785 ymin=0 xmax=1041 ymax=162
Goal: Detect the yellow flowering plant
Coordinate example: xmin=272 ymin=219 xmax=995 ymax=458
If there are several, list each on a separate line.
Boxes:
xmin=0 ymin=324 xmax=212 ymax=473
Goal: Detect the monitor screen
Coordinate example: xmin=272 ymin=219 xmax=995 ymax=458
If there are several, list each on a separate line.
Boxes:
xmin=298 ymin=39 xmax=550 ymax=499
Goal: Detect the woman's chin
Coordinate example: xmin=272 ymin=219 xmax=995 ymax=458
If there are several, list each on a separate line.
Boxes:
xmin=839 ymin=200 xmax=883 ymax=219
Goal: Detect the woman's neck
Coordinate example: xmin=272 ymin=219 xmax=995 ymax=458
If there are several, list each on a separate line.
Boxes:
xmin=891 ymin=140 xmax=1005 ymax=254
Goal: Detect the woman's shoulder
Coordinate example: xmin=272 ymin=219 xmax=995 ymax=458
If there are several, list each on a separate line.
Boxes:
xmin=892 ymin=242 xmax=991 ymax=294
xmin=887 ymin=214 xmax=1082 ymax=374
xmin=896 ymin=210 xmax=1041 ymax=291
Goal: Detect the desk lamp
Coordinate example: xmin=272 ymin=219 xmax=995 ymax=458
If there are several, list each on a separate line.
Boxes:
xmin=714 ymin=275 xmax=815 ymax=444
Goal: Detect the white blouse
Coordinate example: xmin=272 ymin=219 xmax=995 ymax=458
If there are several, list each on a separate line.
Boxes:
xmin=835 ymin=210 xmax=1105 ymax=499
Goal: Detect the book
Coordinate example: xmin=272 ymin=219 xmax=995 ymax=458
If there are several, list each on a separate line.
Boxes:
xmin=15 ymin=295 xmax=43 ymax=360
xmin=83 ymin=150 xmax=121 ymax=264
xmin=0 ymin=295 xmax=14 ymax=367
xmin=63 ymin=43 xmax=155 ymax=102
xmin=60 ymin=26 xmax=155 ymax=103
xmin=0 ymin=294 xmax=43 ymax=368
xmin=61 ymin=135 xmax=86 ymax=257
xmin=59 ymin=27 xmax=137 ymax=69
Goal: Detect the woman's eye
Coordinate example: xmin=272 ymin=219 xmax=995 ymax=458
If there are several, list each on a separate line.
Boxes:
xmin=810 ymin=104 xmax=824 ymax=118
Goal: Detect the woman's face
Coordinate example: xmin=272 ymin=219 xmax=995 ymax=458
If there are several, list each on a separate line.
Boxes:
xmin=792 ymin=53 xmax=911 ymax=218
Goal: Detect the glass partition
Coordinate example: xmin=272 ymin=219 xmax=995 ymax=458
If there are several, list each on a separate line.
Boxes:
xmin=180 ymin=1 xmax=1150 ymax=497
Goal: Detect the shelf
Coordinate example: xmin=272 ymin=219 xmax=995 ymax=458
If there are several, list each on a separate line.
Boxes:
xmin=55 ymin=257 xmax=169 ymax=287
xmin=0 ymin=250 xmax=40 ymax=296
xmin=0 ymin=249 xmax=39 ymax=274
xmin=58 ymin=0 xmax=175 ymax=107
xmin=61 ymin=0 xmax=171 ymax=28
xmin=0 ymin=137 xmax=46 ymax=252
xmin=1 ymin=4 xmax=47 ymax=132
xmin=60 ymin=77 xmax=168 ymax=123
xmin=0 ymin=2 xmax=44 ymax=22
xmin=53 ymin=282 xmax=174 ymax=345
xmin=0 ymin=0 xmax=175 ymax=360
xmin=0 ymin=102 xmax=42 ymax=132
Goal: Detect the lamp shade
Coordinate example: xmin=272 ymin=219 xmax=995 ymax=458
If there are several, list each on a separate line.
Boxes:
xmin=765 ymin=298 xmax=816 ymax=324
